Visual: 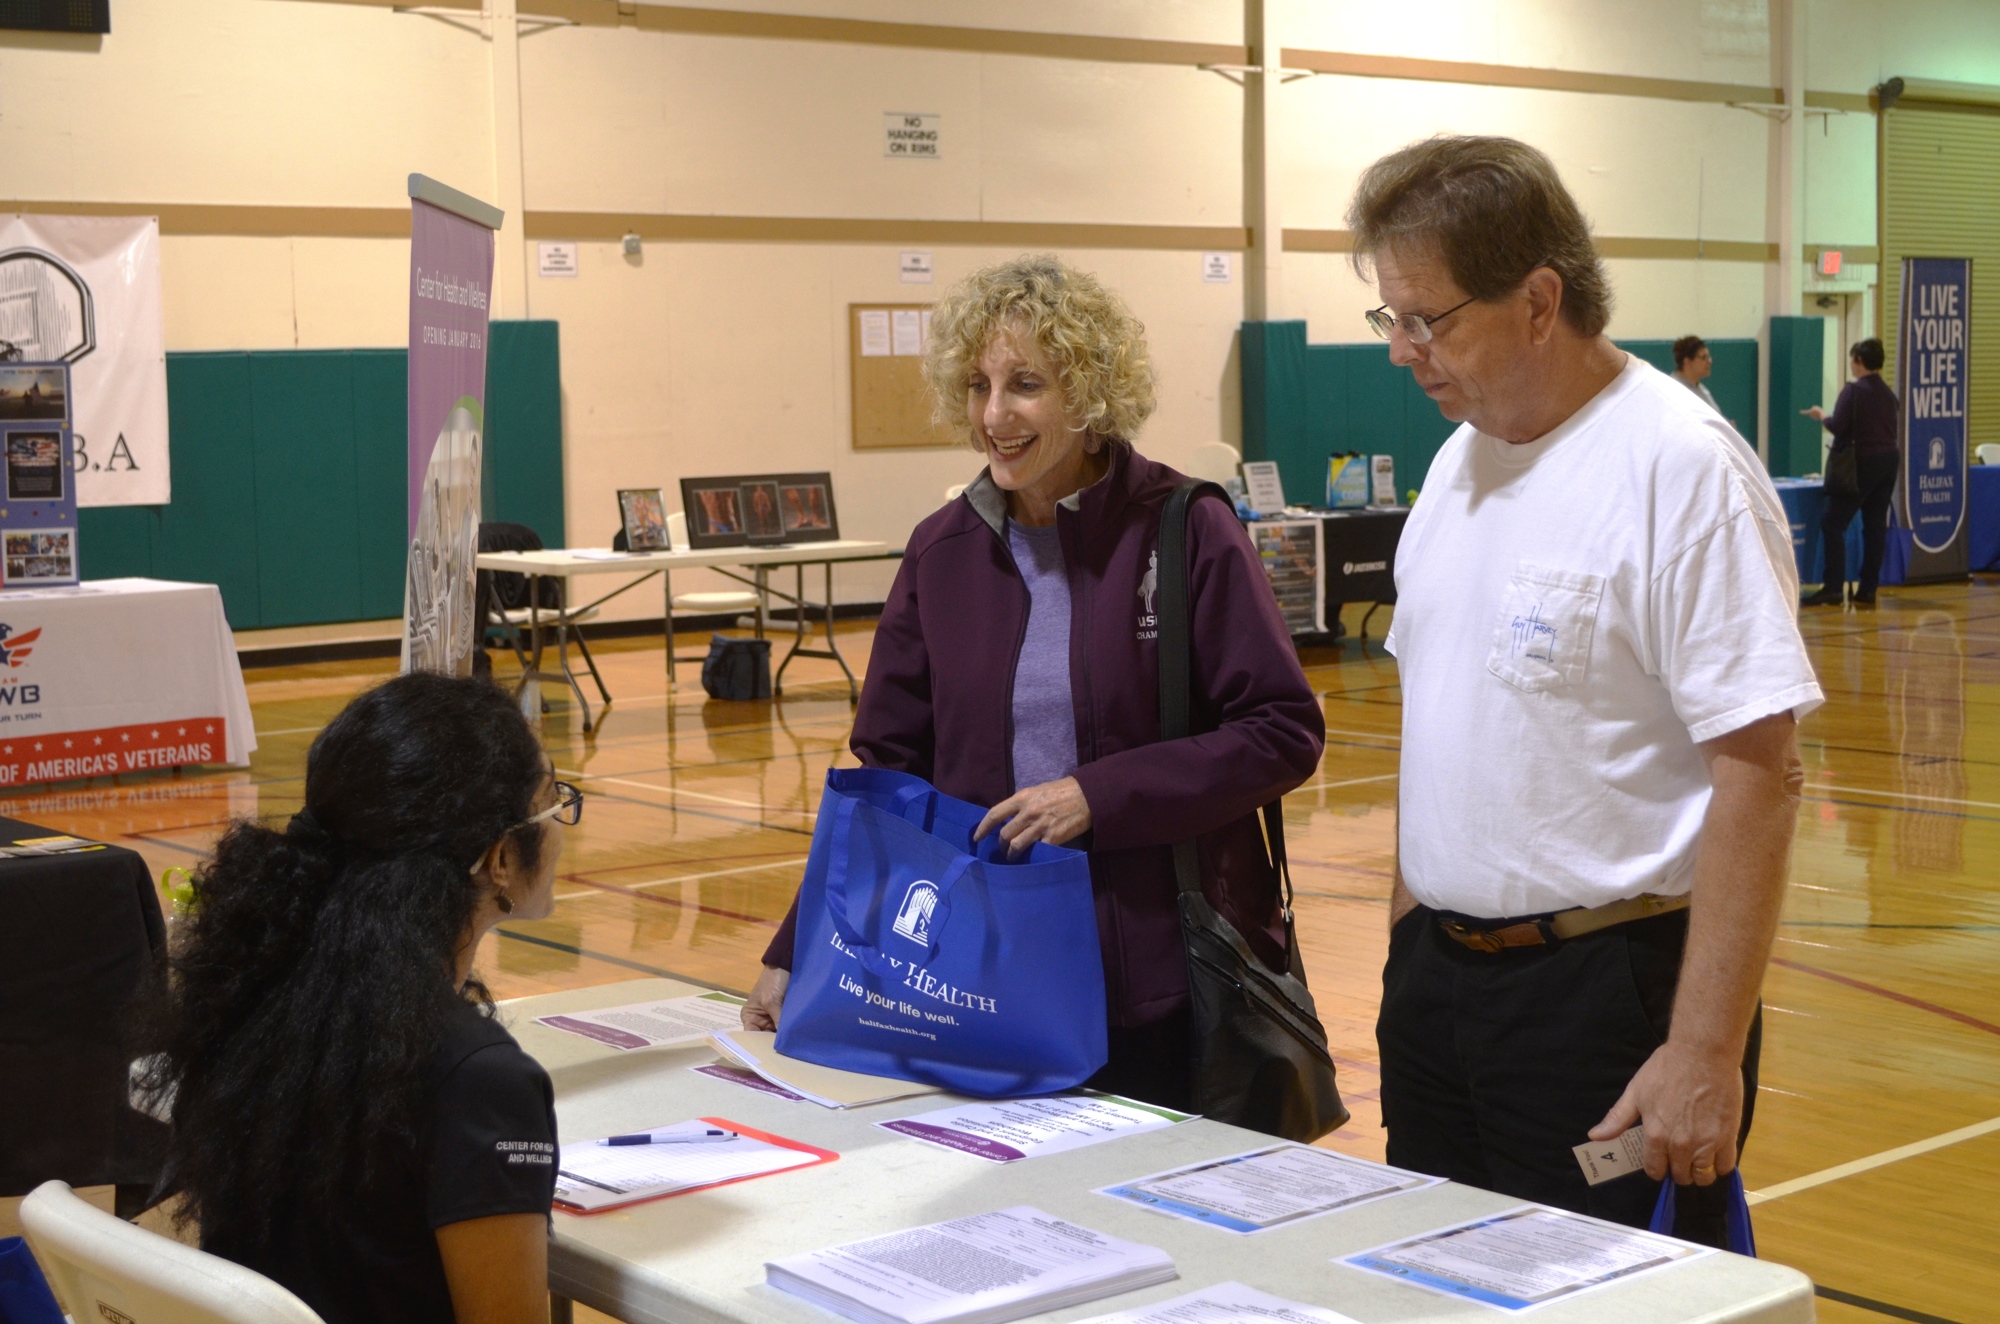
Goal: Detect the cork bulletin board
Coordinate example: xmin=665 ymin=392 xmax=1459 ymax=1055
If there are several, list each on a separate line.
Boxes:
xmin=849 ymin=302 xmax=957 ymax=450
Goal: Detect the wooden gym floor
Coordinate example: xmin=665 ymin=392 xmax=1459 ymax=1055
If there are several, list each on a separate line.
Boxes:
xmin=18 ymin=583 xmax=2000 ymax=1324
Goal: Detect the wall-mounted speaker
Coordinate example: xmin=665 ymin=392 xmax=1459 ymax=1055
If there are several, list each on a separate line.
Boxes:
xmin=0 ymin=1 xmax=109 ymax=35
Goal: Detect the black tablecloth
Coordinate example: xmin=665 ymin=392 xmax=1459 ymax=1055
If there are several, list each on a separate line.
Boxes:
xmin=1316 ymin=507 xmax=1407 ymax=608
xmin=0 ymin=816 xmax=169 ymax=1197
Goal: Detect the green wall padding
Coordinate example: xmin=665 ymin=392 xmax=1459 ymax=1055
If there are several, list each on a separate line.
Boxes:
xmin=76 ymin=320 xmax=563 ymax=631
xmin=1767 ymin=317 xmax=1826 ymax=478
xmin=1240 ymin=322 xmax=1766 ymax=504
xmin=487 ymin=320 xmax=566 ymax=548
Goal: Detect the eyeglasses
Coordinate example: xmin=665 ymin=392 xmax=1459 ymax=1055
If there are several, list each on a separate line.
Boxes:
xmin=469 ymin=782 xmax=583 ymax=876
xmin=1365 ymin=296 xmax=1477 ymax=345
xmin=520 ymin=781 xmax=583 ymax=829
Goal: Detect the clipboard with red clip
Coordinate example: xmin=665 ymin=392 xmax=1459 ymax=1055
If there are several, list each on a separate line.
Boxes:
xmin=553 ymin=1116 xmax=837 ymax=1215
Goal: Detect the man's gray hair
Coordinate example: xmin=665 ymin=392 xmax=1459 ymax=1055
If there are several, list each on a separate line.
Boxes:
xmin=1346 ymin=135 xmax=1613 ymax=338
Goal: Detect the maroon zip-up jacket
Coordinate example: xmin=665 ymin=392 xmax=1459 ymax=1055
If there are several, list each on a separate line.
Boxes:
xmin=762 ymin=442 xmax=1326 ymax=1027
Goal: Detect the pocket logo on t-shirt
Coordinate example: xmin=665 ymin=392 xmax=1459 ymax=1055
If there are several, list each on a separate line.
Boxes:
xmin=1487 ymin=563 xmax=1604 ymax=693
xmin=497 ymin=1140 xmax=555 ymax=1166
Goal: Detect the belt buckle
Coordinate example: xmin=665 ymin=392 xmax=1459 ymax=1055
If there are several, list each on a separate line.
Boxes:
xmin=1441 ymin=920 xmax=1505 ymax=953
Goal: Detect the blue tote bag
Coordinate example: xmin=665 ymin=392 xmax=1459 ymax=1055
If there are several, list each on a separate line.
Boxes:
xmin=1650 ymin=1172 xmax=1756 ymax=1256
xmin=776 ymin=767 xmax=1107 ymax=1097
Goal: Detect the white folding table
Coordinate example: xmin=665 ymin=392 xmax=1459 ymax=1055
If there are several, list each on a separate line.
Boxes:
xmin=504 ymin=979 xmax=1815 ymax=1324
xmin=474 ymin=540 xmax=890 ymax=725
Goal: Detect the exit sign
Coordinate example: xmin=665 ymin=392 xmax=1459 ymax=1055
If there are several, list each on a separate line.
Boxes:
xmin=1818 ymin=250 xmax=1844 ymax=276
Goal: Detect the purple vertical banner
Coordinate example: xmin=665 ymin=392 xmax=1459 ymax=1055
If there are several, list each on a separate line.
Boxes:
xmin=404 ymin=175 xmax=502 ymax=676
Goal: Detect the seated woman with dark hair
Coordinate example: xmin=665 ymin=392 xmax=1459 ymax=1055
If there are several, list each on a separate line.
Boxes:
xmin=143 ymin=671 xmax=579 ymax=1324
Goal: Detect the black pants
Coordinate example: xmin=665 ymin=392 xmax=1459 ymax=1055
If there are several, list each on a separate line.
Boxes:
xmin=1820 ymin=450 xmax=1900 ymax=596
xmin=1378 ymin=906 xmax=1760 ymax=1248
xmin=1086 ymin=1007 xmax=1193 ymax=1113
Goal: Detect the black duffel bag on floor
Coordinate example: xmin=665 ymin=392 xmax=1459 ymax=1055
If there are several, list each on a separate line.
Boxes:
xmin=701 ymin=635 xmax=772 ymax=701
xmin=1156 ymin=479 xmax=1348 ymax=1142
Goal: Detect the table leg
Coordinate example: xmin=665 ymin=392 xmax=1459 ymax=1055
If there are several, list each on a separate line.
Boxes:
xmin=664 ymin=567 xmax=676 ymax=692
xmin=823 ymin=559 xmax=858 ymax=704
xmin=556 ymin=594 xmax=593 ymax=732
xmin=550 ymin=1294 xmax=574 ymax=1324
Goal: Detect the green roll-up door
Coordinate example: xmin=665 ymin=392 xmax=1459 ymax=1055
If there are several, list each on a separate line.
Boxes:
xmin=1882 ymin=98 xmax=2000 ymax=453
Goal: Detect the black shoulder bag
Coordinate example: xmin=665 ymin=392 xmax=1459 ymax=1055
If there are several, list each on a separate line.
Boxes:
xmin=1157 ymin=480 xmax=1348 ymax=1142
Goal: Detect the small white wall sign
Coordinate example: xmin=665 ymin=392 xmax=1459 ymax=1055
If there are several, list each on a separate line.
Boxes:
xmin=1202 ymin=252 xmax=1233 ymax=283
xmin=537 ymin=242 xmax=579 ymax=278
xmin=900 ymin=251 xmax=934 ymax=283
xmin=884 ymin=112 xmax=941 ymax=159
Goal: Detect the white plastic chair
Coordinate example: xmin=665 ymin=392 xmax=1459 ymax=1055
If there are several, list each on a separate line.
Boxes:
xmin=1976 ymin=443 xmax=2000 ymax=465
xmin=1185 ymin=441 xmax=1241 ymax=484
xmin=19 ymin=1180 xmax=327 ymax=1324
xmin=663 ymin=511 xmax=763 ymax=688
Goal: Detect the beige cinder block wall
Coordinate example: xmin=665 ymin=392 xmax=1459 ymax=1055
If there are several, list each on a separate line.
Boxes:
xmin=5 ymin=0 xmax=1992 ymax=620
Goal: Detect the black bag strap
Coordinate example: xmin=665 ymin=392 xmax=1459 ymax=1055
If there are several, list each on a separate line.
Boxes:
xmin=1155 ymin=480 xmax=1297 ymax=923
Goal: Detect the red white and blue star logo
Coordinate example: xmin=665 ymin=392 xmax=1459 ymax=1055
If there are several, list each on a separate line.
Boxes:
xmin=0 ymin=623 xmax=42 ymax=668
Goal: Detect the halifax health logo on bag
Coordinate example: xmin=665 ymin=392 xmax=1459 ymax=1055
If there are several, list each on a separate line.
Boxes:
xmin=891 ymin=878 xmax=938 ymax=945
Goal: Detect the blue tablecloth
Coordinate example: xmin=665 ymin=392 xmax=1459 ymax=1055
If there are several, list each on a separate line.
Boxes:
xmin=1779 ymin=466 xmax=2000 ymax=584
xmin=1972 ymin=465 xmax=2000 ymax=571
xmin=1773 ymin=480 xmax=1867 ymax=586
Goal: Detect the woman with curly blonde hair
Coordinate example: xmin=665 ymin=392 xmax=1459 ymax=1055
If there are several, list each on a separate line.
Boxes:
xmin=745 ymin=255 xmax=1323 ymax=1108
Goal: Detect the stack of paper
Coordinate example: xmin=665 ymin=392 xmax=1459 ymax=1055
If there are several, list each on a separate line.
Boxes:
xmin=1100 ymin=1144 xmax=1438 ymax=1233
xmin=709 ymin=1030 xmax=942 ymax=1109
xmin=553 ymin=1117 xmax=834 ymax=1213
xmin=1074 ymin=1282 xmax=1360 ymax=1324
xmin=879 ymin=1093 xmax=1192 ymax=1163
xmin=767 ymin=1206 xmax=1176 ymax=1324
xmin=0 ymin=834 xmax=104 ymax=856
xmin=535 ymin=992 xmax=746 ymax=1051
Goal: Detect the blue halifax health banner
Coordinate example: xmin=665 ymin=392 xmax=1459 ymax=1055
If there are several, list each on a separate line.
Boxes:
xmin=1896 ymin=257 xmax=1971 ymax=580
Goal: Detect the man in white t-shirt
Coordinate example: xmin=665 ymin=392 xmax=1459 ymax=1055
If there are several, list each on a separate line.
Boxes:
xmin=1346 ymin=137 xmax=1820 ymax=1246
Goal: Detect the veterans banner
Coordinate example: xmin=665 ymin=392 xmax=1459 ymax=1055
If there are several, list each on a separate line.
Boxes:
xmin=402 ymin=175 xmax=502 ymax=677
xmin=1895 ymin=257 xmax=1971 ymax=582
xmin=0 ymin=214 xmax=169 ymax=507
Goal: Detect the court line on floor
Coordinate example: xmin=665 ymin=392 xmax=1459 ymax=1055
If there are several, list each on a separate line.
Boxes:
xmin=1769 ymin=956 xmax=2000 ymax=1038
xmin=1746 ymin=1114 xmax=2000 ymax=1207
xmin=1814 ymin=1285 xmax=1966 ymax=1324
xmin=1802 ymin=781 xmax=2000 ymax=812
xmin=558 ymin=766 xmax=820 ymax=818
xmin=492 ymin=927 xmax=746 ymax=994
xmin=552 ymin=856 xmax=812 ymax=903
xmin=1291 ymin=773 xmax=1399 ymax=794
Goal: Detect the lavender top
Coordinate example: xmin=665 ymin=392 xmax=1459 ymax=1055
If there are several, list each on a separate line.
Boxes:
xmin=1007 ymin=519 xmax=1078 ymax=792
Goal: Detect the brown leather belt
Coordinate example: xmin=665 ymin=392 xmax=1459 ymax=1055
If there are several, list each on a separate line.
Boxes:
xmin=1437 ymin=893 xmax=1691 ymax=952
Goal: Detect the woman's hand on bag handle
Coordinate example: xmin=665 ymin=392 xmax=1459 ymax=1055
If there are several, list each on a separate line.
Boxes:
xmin=974 ymin=777 xmax=1092 ymax=858
xmin=743 ymin=965 xmax=790 ymax=1031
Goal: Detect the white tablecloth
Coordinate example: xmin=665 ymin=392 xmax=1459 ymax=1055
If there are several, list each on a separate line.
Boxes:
xmin=0 ymin=577 xmax=255 ymax=787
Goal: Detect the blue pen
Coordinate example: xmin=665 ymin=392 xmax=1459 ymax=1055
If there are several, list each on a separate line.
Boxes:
xmin=601 ymin=1128 xmax=737 ymax=1147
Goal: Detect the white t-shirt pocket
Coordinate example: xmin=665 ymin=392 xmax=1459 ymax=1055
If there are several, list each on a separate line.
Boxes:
xmin=1486 ymin=563 xmax=1605 ymax=692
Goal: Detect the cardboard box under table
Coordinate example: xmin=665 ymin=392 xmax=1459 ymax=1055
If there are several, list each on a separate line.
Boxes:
xmin=506 ymin=978 xmax=1813 ymax=1324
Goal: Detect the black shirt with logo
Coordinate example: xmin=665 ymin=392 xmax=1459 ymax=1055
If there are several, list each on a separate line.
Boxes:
xmin=208 ymin=999 xmax=557 ymax=1322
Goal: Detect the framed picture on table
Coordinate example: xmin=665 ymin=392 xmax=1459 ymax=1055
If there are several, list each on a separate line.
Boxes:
xmin=774 ymin=472 xmax=840 ymax=543
xmin=680 ymin=474 xmax=841 ymax=548
xmin=617 ymin=487 xmax=671 ymax=551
